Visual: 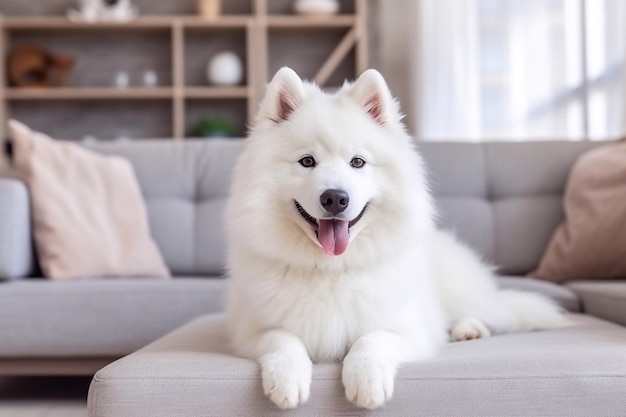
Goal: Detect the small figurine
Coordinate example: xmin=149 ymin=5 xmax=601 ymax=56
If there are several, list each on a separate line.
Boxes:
xmin=8 ymin=44 xmax=75 ymax=88
xmin=67 ymin=0 xmax=138 ymax=23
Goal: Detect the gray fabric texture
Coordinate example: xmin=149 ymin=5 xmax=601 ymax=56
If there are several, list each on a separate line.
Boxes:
xmin=0 ymin=178 xmax=33 ymax=280
xmin=418 ymin=140 xmax=603 ymax=274
xmin=499 ymin=276 xmax=580 ymax=312
xmin=0 ymin=278 xmax=228 ymax=356
xmin=0 ymin=275 xmax=574 ymax=358
xmin=568 ymin=281 xmax=626 ymax=326
xmin=85 ymin=140 xmax=245 ymax=276
xmin=88 ymin=313 xmax=626 ymax=417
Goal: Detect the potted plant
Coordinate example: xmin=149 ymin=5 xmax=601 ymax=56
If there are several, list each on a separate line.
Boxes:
xmin=188 ymin=117 xmax=238 ymax=138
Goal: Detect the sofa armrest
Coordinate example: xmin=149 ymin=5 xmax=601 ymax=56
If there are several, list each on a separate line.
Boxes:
xmin=0 ymin=178 xmax=33 ymax=279
xmin=567 ymin=281 xmax=626 ymax=326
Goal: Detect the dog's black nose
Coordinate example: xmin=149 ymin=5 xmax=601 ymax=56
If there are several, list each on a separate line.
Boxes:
xmin=320 ymin=189 xmax=350 ymax=215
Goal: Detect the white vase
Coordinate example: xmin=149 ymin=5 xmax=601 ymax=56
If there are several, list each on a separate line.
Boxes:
xmin=294 ymin=0 xmax=340 ymax=15
xmin=207 ymin=52 xmax=244 ymax=86
xmin=142 ymin=70 xmax=158 ymax=87
xmin=114 ymin=71 xmax=130 ymax=89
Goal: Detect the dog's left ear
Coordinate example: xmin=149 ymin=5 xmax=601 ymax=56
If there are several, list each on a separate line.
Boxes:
xmin=348 ymin=69 xmax=398 ymax=126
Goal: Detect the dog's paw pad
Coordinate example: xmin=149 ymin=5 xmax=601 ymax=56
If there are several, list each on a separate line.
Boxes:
xmin=261 ymin=355 xmax=312 ymax=409
xmin=450 ymin=318 xmax=491 ymax=342
xmin=342 ymin=357 xmax=395 ymax=409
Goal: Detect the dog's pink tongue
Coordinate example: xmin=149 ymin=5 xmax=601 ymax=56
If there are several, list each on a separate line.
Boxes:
xmin=317 ymin=219 xmax=349 ymax=256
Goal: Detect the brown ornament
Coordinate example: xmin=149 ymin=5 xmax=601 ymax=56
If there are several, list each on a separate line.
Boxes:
xmin=8 ymin=44 xmax=75 ymax=88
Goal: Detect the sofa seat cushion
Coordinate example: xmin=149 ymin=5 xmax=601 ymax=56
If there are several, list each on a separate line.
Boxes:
xmin=0 ymin=278 xmax=228 ymax=357
xmin=499 ymin=276 xmax=580 ymax=312
xmin=568 ymin=281 xmax=626 ymax=326
xmin=89 ymin=313 xmax=626 ymax=417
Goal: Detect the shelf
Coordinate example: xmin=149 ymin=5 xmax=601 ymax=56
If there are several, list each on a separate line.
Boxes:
xmin=0 ymin=15 xmax=353 ymax=30
xmin=179 ymin=16 xmax=251 ymax=28
xmin=5 ymin=86 xmax=250 ymax=102
xmin=184 ymin=87 xmax=250 ymax=99
xmin=0 ymin=16 xmax=251 ymax=30
xmin=1 ymin=16 xmax=171 ymax=30
xmin=5 ymin=87 xmax=174 ymax=100
xmin=267 ymin=15 xmax=357 ymax=29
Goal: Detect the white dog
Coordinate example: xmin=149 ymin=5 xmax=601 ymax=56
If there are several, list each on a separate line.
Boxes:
xmin=226 ymin=67 xmax=568 ymax=410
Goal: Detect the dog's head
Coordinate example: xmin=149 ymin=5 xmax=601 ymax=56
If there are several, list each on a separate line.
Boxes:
xmin=228 ymin=68 xmax=434 ymax=268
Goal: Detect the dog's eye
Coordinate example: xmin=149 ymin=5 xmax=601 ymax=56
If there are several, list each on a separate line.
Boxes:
xmin=350 ymin=157 xmax=366 ymax=169
xmin=298 ymin=155 xmax=317 ymax=168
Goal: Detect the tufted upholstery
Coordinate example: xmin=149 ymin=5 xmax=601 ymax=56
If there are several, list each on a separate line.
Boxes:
xmin=84 ymin=139 xmax=606 ymax=276
xmin=87 ymin=140 xmax=245 ymax=276
xmin=418 ymin=141 xmax=603 ymax=274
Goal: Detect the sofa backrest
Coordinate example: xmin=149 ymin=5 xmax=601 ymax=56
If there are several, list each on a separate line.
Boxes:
xmin=88 ymin=140 xmax=245 ymax=276
xmin=89 ymin=139 xmax=603 ymax=276
xmin=419 ymin=141 xmax=602 ymax=274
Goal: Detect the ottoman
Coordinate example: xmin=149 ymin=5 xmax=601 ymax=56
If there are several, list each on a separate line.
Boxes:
xmin=88 ymin=314 xmax=626 ymax=417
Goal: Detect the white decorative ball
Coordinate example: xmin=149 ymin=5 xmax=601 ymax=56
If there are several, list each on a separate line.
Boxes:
xmin=294 ymin=0 xmax=340 ymax=15
xmin=207 ymin=52 xmax=244 ymax=86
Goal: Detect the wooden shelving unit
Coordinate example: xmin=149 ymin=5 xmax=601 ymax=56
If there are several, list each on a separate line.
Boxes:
xmin=0 ymin=0 xmax=368 ymax=140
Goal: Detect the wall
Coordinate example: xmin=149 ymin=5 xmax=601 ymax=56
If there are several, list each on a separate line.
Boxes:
xmin=378 ymin=0 xmax=416 ymax=135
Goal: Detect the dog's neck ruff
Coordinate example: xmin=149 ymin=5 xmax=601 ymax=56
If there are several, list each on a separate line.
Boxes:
xmin=294 ymin=200 xmax=368 ymax=256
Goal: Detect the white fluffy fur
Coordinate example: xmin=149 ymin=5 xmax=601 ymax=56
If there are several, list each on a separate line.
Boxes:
xmin=226 ymin=67 xmax=569 ymax=410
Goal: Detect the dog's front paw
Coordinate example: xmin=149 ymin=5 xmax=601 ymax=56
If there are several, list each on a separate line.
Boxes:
xmin=261 ymin=352 xmax=312 ymax=409
xmin=342 ymin=355 xmax=395 ymax=409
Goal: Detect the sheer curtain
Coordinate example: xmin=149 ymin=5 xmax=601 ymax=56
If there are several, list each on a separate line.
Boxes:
xmin=413 ymin=0 xmax=626 ymax=141
xmin=416 ymin=0 xmax=481 ymax=139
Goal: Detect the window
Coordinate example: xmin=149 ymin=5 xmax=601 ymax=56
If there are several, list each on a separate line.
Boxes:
xmin=416 ymin=0 xmax=626 ymax=141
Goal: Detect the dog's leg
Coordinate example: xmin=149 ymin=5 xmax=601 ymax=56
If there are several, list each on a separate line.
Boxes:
xmin=450 ymin=317 xmax=491 ymax=341
xmin=256 ymin=329 xmax=312 ymax=409
xmin=342 ymin=331 xmax=430 ymax=409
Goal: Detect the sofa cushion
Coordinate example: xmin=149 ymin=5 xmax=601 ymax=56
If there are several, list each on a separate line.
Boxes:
xmin=88 ymin=313 xmax=626 ymax=417
xmin=568 ymin=281 xmax=626 ymax=326
xmin=534 ymin=141 xmax=626 ymax=282
xmin=0 ymin=278 xmax=228 ymax=357
xmin=9 ymin=120 xmax=170 ymax=280
xmin=499 ymin=276 xmax=580 ymax=312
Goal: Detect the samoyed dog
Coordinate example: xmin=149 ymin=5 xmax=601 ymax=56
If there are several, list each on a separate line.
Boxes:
xmin=226 ymin=67 xmax=567 ymax=410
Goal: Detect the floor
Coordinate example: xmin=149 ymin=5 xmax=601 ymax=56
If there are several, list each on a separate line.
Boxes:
xmin=0 ymin=377 xmax=89 ymax=417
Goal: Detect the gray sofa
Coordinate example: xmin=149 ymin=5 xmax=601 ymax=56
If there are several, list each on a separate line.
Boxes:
xmin=4 ymin=140 xmax=626 ymax=413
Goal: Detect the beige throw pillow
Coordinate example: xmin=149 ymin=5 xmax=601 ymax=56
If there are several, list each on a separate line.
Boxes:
xmin=9 ymin=120 xmax=170 ymax=280
xmin=534 ymin=140 xmax=626 ymax=282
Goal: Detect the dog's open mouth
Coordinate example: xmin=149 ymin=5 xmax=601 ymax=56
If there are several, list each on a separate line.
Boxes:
xmin=294 ymin=200 xmax=367 ymax=256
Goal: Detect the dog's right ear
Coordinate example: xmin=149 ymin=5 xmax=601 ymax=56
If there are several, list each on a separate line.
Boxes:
xmin=258 ymin=67 xmax=306 ymax=123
